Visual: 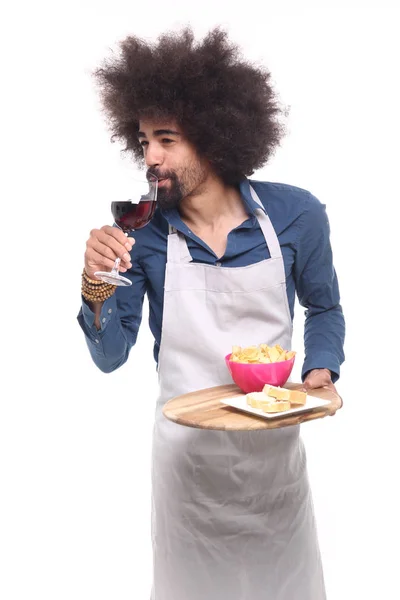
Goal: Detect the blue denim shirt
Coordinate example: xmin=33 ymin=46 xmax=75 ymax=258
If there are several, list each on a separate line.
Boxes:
xmin=77 ymin=178 xmax=345 ymax=381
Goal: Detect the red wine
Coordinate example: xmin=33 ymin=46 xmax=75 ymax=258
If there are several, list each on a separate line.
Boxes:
xmin=111 ymin=200 xmax=157 ymax=232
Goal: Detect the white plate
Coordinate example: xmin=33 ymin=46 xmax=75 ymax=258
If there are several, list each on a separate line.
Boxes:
xmin=220 ymin=394 xmax=331 ymax=419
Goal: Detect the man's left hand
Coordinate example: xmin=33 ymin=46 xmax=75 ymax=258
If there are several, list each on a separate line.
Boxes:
xmin=302 ymin=368 xmax=337 ymax=393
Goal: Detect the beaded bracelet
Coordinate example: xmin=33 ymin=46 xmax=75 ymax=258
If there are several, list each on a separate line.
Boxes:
xmin=82 ymin=270 xmax=110 ymax=285
xmin=82 ymin=285 xmax=116 ymax=302
xmin=81 ymin=269 xmax=117 ymax=302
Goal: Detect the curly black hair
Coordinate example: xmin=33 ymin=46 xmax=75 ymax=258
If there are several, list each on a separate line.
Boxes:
xmin=94 ymin=27 xmax=288 ymax=185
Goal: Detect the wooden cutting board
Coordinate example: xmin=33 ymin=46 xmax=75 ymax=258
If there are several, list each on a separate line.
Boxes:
xmin=163 ymin=382 xmax=343 ymax=431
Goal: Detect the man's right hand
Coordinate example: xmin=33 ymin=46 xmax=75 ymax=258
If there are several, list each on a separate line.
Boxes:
xmin=84 ymin=225 xmax=135 ymax=279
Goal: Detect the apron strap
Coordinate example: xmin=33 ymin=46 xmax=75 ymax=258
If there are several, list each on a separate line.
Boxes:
xmin=249 ymin=186 xmax=282 ymax=259
xmin=168 ymin=225 xmax=193 ymax=263
xmin=166 ymin=185 xmax=282 ymax=263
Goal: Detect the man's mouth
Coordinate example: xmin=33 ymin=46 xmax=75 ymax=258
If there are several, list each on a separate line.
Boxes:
xmin=157 ymin=178 xmax=169 ymax=188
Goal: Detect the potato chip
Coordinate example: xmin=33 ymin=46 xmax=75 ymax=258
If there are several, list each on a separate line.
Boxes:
xmin=267 ymin=346 xmax=281 ymax=363
xmin=258 ymin=355 xmax=271 ymax=364
xmin=241 ymin=347 xmax=259 ymax=360
xmin=230 ymin=343 xmax=296 ymax=364
xmin=278 ymin=350 xmax=287 ymax=362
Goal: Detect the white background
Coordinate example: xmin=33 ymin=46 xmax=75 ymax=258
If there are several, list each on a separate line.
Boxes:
xmin=1 ymin=1 xmax=399 ymax=598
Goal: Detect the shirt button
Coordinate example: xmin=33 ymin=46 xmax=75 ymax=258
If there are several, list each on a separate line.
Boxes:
xmin=102 ymin=317 xmax=106 ymax=323
xmin=108 ymin=308 xmax=112 ymax=314
xmin=95 ymin=339 xmax=100 ymax=344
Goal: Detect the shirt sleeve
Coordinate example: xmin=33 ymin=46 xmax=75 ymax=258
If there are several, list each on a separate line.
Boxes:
xmin=77 ymin=250 xmax=147 ymax=373
xmin=294 ymin=193 xmax=345 ymax=383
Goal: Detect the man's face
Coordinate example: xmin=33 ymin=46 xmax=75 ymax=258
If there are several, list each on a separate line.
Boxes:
xmin=138 ymin=120 xmax=209 ymax=210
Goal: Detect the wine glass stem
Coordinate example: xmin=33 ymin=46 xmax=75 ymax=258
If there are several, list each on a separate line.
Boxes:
xmin=111 ymin=257 xmax=121 ymax=276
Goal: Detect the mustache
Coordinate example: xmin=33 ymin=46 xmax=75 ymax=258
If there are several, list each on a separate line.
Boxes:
xmin=146 ymin=168 xmax=177 ymax=181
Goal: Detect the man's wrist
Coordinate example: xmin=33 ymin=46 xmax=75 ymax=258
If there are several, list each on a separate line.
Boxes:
xmin=303 ymin=367 xmax=332 ymax=380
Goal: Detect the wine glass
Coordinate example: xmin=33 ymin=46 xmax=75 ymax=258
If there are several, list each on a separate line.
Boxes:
xmin=94 ymin=174 xmax=158 ymax=286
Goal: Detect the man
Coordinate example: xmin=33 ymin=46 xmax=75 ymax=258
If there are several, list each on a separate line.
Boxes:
xmin=78 ymin=27 xmax=345 ymax=600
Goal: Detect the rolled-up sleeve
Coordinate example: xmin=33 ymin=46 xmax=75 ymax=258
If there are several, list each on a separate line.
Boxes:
xmin=294 ymin=193 xmax=345 ymax=383
xmin=77 ymin=253 xmax=147 ymax=373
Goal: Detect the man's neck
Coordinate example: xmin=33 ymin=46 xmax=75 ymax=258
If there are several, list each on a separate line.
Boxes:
xmin=179 ymin=175 xmax=247 ymax=230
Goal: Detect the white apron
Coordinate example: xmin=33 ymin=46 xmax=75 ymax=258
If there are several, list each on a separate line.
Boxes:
xmin=150 ymin=187 xmax=326 ymax=600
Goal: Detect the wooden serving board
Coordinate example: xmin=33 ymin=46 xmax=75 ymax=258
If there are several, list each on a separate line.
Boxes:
xmin=163 ymin=383 xmax=343 ymax=431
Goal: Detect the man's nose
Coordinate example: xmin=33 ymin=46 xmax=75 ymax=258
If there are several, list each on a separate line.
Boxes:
xmin=144 ymin=143 xmax=164 ymax=168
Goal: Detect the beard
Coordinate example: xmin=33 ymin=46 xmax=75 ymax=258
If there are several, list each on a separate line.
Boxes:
xmin=147 ymin=163 xmax=208 ymax=210
xmin=156 ymin=172 xmax=184 ymax=210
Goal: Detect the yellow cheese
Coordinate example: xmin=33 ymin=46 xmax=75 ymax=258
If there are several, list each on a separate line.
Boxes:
xmin=288 ymin=389 xmax=307 ymax=405
xmin=263 ymin=385 xmax=291 ymax=401
xmin=246 ymin=392 xmax=270 ymax=408
xmin=261 ymin=400 xmax=291 ymax=413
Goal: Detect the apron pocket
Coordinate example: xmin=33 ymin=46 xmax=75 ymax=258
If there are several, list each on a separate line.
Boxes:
xmin=193 ymin=427 xmax=303 ymax=501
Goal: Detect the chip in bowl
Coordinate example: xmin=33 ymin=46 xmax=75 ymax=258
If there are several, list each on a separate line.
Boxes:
xmin=230 ymin=343 xmax=295 ymax=364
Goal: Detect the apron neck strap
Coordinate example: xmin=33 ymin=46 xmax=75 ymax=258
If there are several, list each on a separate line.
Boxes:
xmin=168 ymin=225 xmax=193 ymax=263
xmin=167 ymin=185 xmax=282 ymax=263
xmin=249 ymin=186 xmax=282 ymax=259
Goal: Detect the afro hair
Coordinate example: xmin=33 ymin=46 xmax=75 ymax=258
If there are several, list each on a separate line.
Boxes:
xmin=94 ymin=27 xmax=288 ymax=184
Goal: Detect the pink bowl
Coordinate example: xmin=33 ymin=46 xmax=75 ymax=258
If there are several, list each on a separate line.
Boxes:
xmin=225 ymin=353 xmax=295 ymax=393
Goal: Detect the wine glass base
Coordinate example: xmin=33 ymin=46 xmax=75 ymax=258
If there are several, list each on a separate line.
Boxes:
xmin=94 ymin=271 xmax=132 ymax=286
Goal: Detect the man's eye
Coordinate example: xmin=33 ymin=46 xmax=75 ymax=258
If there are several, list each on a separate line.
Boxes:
xmin=140 ymin=141 xmax=148 ymax=147
xmin=162 ymin=139 xmax=174 ymax=144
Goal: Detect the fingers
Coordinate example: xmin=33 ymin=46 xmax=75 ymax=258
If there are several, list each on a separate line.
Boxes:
xmin=89 ymin=238 xmax=132 ymax=269
xmin=86 ymin=250 xmax=128 ymax=273
xmin=323 ymin=382 xmax=338 ymax=394
xmin=92 ymin=227 xmax=134 ymax=257
xmin=86 ymin=228 xmax=135 ymax=261
xmin=100 ymin=226 xmax=136 ymax=251
xmin=84 ymin=227 xmax=136 ymax=277
xmin=301 ymin=368 xmax=334 ymax=392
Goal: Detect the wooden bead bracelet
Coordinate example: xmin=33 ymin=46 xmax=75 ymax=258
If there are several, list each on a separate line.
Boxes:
xmin=81 ymin=269 xmax=117 ymax=302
